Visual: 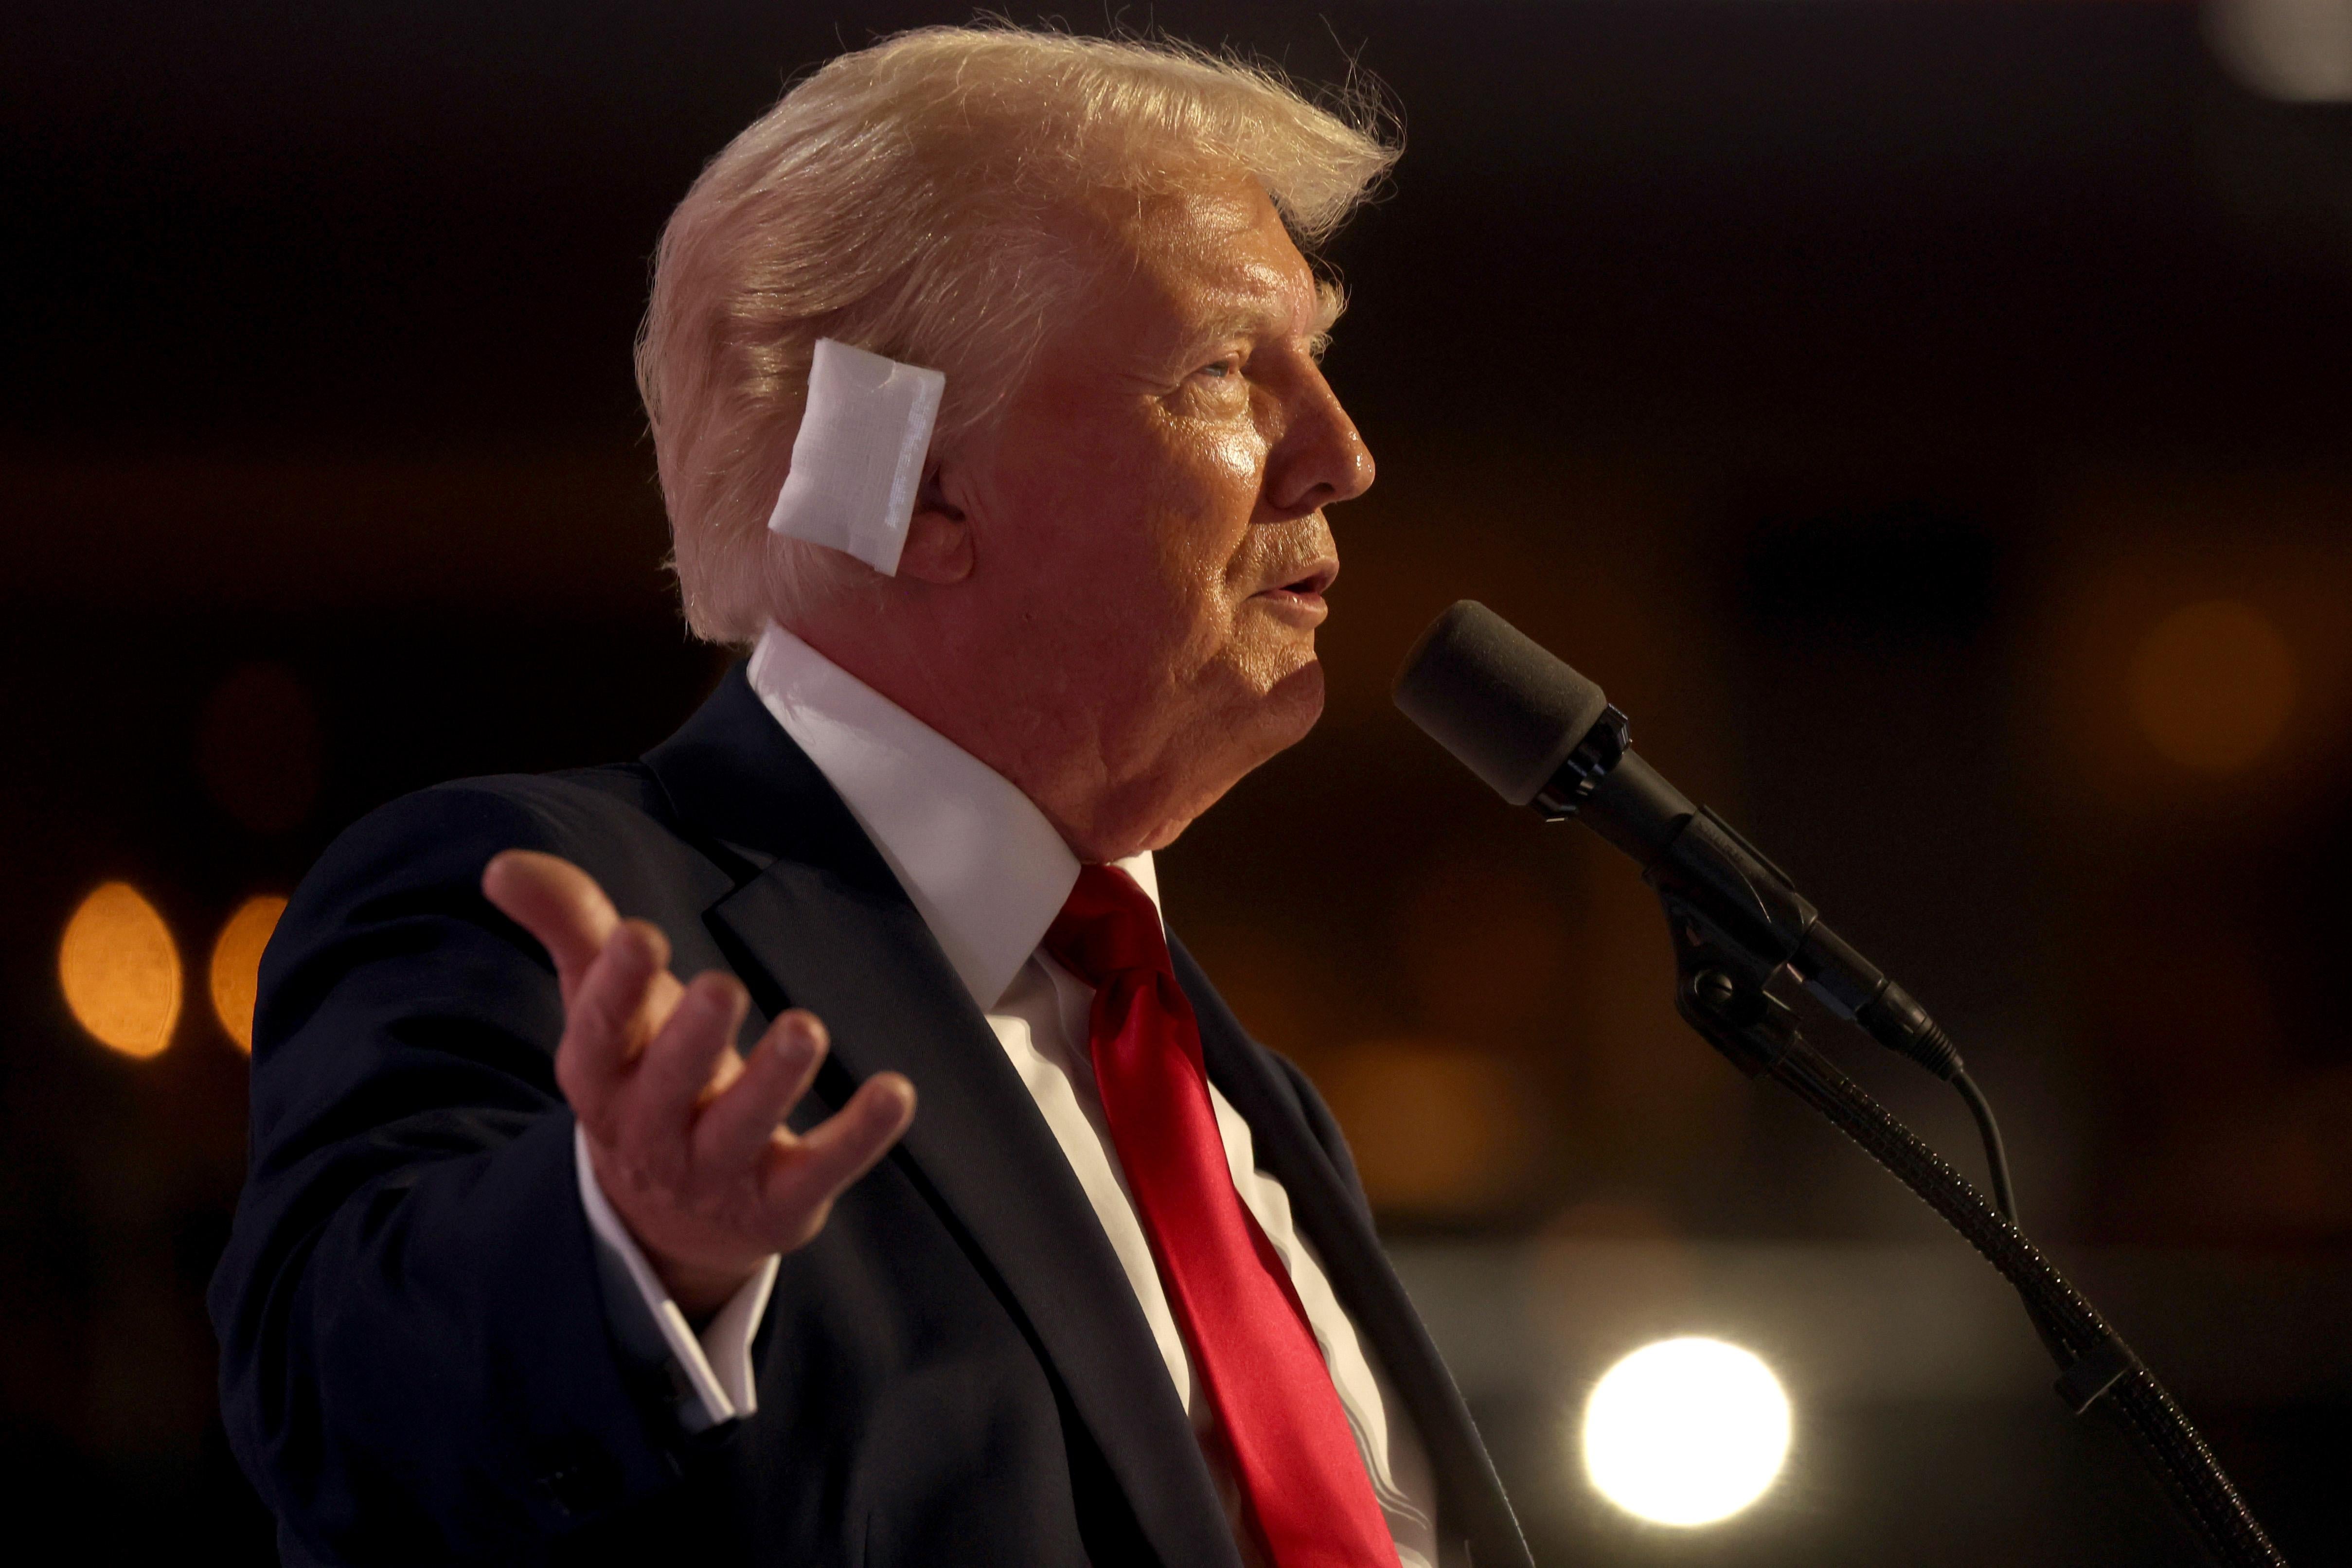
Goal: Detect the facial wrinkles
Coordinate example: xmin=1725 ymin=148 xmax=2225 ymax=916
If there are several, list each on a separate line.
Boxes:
xmin=1198 ymin=377 xmax=1337 ymax=714
xmin=1053 ymin=428 xmax=1265 ymax=817
xmin=1148 ymin=388 xmax=1283 ymax=680
xmin=1123 ymin=427 xmax=1240 ymax=726
xmin=902 ymin=178 xmax=1351 ymax=855
xmin=1084 ymin=224 xmax=1278 ymax=669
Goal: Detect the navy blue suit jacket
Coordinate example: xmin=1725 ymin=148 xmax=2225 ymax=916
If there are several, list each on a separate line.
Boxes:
xmin=211 ymin=663 xmax=1532 ymax=1567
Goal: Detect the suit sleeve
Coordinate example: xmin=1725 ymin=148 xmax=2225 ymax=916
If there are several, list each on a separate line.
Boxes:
xmin=574 ymin=1122 xmax=781 ymax=1432
xmin=208 ymin=781 xmax=700 ymax=1564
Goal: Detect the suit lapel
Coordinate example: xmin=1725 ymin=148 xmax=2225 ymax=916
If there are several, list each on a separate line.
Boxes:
xmin=1176 ymin=941 xmax=1537 ymax=1568
xmin=644 ymin=667 xmax=1240 ymax=1568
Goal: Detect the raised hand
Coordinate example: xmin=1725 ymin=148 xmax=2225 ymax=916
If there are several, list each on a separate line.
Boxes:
xmin=482 ymin=849 xmax=916 ymax=1317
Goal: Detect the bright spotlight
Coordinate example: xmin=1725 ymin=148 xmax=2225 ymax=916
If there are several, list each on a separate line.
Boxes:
xmin=2208 ymin=0 xmax=2352 ymax=103
xmin=1581 ymin=1336 xmax=1791 ymax=1527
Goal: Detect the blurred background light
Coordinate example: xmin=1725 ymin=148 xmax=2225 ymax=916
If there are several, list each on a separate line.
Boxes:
xmin=2208 ymin=0 xmax=2352 ymax=102
xmin=1323 ymin=1038 xmax=1537 ymax=1215
xmin=208 ymin=895 xmax=288 ymax=1054
xmin=1581 ymin=1336 xmax=1792 ymax=1527
xmin=58 ymin=882 xmax=183 ymax=1059
xmin=2126 ymin=599 xmax=2297 ymax=774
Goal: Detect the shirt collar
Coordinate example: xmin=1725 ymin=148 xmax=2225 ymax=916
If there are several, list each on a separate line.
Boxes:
xmin=745 ymin=622 xmax=1160 ymax=1011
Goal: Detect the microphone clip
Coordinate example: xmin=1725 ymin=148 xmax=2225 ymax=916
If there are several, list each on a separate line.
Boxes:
xmin=1663 ymin=896 xmax=1801 ymax=1079
xmin=1530 ymin=704 xmax=1630 ymax=822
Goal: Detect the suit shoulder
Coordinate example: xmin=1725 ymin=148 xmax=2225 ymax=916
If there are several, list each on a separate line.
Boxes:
xmin=285 ymin=762 xmax=723 ymax=934
xmin=261 ymin=765 xmax=732 ymax=1031
xmin=307 ymin=767 xmax=657 ymax=879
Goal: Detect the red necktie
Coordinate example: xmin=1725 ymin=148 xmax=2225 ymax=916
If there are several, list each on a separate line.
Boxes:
xmin=1045 ymin=865 xmax=1400 ymax=1568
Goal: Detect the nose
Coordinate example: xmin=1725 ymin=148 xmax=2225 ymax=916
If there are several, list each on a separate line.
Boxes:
xmin=1264 ymin=366 xmax=1375 ymax=519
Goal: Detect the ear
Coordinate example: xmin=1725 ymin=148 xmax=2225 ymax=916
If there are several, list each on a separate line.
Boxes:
xmin=895 ymin=460 xmax=974 ymax=584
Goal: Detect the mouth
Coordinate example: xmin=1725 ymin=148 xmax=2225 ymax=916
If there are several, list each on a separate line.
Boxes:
xmin=1251 ymin=558 xmax=1339 ymax=624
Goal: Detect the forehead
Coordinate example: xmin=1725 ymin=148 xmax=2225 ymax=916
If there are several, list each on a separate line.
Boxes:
xmin=1074 ymin=175 xmax=1320 ymax=341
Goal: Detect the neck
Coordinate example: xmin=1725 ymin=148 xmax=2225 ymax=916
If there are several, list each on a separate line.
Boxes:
xmin=788 ymin=616 xmax=1216 ymax=864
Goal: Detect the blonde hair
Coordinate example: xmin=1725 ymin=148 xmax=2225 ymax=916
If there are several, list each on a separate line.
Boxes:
xmin=635 ymin=23 xmax=1400 ymax=645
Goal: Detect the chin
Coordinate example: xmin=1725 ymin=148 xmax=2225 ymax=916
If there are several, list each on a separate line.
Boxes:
xmin=1213 ymin=659 xmax=1322 ymax=781
xmin=1131 ymin=669 xmax=1325 ymax=854
xmin=1259 ymin=657 xmax=1326 ymax=747
xmin=1113 ymin=655 xmax=1324 ymax=856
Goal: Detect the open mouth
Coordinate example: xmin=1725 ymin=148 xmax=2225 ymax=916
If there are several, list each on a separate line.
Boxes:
xmin=1256 ymin=560 xmax=1339 ymax=605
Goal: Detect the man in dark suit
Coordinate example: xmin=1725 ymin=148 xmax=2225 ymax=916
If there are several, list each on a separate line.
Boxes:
xmin=212 ymin=25 xmax=1532 ymax=1568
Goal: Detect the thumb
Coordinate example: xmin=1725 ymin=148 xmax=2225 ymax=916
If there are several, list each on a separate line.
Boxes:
xmin=482 ymin=850 xmax=621 ymax=998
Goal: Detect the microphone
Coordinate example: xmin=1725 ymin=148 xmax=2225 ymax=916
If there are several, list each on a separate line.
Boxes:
xmin=1392 ymin=600 xmax=1964 ymax=1087
xmin=1390 ymin=609 xmax=2317 ymax=1567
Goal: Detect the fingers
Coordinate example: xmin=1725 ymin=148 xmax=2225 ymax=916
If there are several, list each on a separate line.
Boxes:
xmin=694 ymin=1011 xmax=829 ymax=1174
xmin=616 ymin=971 xmax=748 ymax=1174
xmin=758 ymin=1072 xmax=916 ymax=1244
xmin=485 ymin=846 xmax=917 ymax=1266
xmin=482 ymin=851 xmax=622 ymax=997
xmin=573 ymin=979 xmax=914 ymax=1277
xmin=554 ymin=919 xmax=677 ymax=1124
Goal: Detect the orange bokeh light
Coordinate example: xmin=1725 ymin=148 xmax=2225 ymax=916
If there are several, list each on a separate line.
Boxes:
xmin=1324 ymin=1038 xmax=1535 ymax=1214
xmin=58 ymin=882 xmax=183 ymax=1059
xmin=209 ymin=895 xmax=289 ymax=1053
xmin=2127 ymin=599 xmax=2298 ymax=774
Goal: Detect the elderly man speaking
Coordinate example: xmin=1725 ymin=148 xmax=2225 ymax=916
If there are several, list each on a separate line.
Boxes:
xmin=212 ymin=26 xmax=1531 ymax=1568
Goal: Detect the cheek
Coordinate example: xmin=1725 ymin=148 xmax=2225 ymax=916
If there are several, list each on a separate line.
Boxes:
xmin=982 ymin=405 xmax=1268 ymax=678
xmin=983 ymin=434 xmax=1198 ymax=675
xmin=1147 ymin=422 xmax=1266 ymax=607
xmin=987 ymin=431 xmax=1152 ymax=585
xmin=1193 ymin=420 xmax=1265 ymax=494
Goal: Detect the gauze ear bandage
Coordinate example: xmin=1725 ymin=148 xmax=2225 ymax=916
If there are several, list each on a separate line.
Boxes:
xmin=765 ymin=338 xmax=946 ymax=577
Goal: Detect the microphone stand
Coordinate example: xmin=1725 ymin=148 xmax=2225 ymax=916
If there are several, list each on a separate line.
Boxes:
xmin=1658 ymin=898 xmax=2286 ymax=1567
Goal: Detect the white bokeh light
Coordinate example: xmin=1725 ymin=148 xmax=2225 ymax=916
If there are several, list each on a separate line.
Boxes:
xmin=1581 ymin=1337 xmax=1792 ymax=1527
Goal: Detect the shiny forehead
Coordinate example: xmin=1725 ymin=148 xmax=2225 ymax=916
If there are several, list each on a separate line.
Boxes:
xmin=1083 ymin=176 xmax=1334 ymax=346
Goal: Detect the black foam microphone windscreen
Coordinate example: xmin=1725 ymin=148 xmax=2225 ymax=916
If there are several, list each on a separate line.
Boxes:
xmin=1391 ymin=601 xmax=1611 ymax=806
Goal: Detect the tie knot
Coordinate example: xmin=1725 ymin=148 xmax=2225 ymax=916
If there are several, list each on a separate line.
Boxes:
xmin=1044 ymin=864 xmax=1170 ymax=987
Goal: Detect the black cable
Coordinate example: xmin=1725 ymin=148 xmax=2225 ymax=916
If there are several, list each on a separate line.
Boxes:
xmin=1766 ymin=1039 xmax=2285 ymax=1567
xmin=1660 ymin=896 xmax=2281 ymax=1562
xmin=1950 ymin=1069 xmax=2017 ymax=1224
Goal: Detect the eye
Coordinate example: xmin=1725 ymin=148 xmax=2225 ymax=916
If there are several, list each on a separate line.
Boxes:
xmin=1193 ymin=356 xmax=1241 ymax=381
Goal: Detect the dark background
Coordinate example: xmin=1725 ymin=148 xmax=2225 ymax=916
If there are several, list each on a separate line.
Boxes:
xmin=4 ymin=2 xmax=2349 ymax=1562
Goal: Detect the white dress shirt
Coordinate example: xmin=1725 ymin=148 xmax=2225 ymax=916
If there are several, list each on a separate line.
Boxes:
xmin=577 ymin=623 xmax=1438 ymax=1566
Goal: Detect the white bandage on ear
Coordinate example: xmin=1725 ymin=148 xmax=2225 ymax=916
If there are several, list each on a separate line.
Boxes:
xmin=764 ymin=338 xmax=946 ymax=577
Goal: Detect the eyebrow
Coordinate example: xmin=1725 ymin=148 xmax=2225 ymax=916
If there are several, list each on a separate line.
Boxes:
xmin=1184 ymin=280 xmax=1350 ymax=360
xmin=1309 ymin=279 xmax=1348 ymax=357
